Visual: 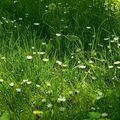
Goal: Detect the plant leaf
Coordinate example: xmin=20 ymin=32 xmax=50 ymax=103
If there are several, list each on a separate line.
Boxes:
xmin=89 ymin=111 xmax=101 ymax=119
xmin=0 ymin=111 xmax=10 ymax=120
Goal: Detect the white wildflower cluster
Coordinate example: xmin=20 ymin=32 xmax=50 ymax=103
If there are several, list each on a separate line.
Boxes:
xmin=57 ymin=96 xmax=66 ymax=103
xmin=101 ymin=113 xmax=108 ymax=117
xmin=76 ymin=64 xmax=86 ymax=69
xmin=41 ymin=98 xmax=46 ymax=103
xmin=36 ymin=84 xmax=40 ymax=88
xmin=21 ymin=79 xmax=32 ymax=85
xmin=108 ymin=66 xmax=114 ymax=69
xmin=1 ymin=57 xmax=6 ymax=60
xmin=0 ymin=79 xmax=4 ymax=83
xmin=27 ymin=55 xmax=33 ymax=60
xmin=86 ymin=26 xmax=91 ymax=29
xmin=56 ymin=33 xmax=61 ymax=37
xmin=37 ymin=52 xmax=45 ymax=55
xmin=114 ymin=61 xmax=120 ymax=65
xmin=9 ymin=82 xmax=15 ymax=87
xmin=16 ymin=88 xmax=21 ymax=93
xmin=96 ymin=91 xmax=104 ymax=100
xmin=33 ymin=23 xmax=40 ymax=26
xmin=56 ymin=60 xmax=68 ymax=67
xmin=42 ymin=58 xmax=49 ymax=62
xmin=47 ymin=103 xmax=52 ymax=108
xmin=46 ymin=90 xmax=53 ymax=94
xmin=42 ymin=42 xmax=46 ymax=45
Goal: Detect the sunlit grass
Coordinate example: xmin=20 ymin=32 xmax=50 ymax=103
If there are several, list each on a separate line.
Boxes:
xmin=0 ymin=0 xmax=120 ymax=120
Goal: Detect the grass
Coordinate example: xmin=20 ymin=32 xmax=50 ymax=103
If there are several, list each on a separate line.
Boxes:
xmin=0 ymin=0 xmax=120 ymax=120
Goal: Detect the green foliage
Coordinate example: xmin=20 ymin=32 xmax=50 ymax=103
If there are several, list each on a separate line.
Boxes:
xmin=0 ymin=0 xmax=120 ymax=120
xmin=88 ymin=111 xmax=101 ymax=119
xmin=0 ymin=111 xmax=10 ymax=120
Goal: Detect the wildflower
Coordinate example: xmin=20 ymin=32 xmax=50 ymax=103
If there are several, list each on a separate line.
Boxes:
xmin=26 ymin=55 xmax=33 ymax=60
xmin=91 ymin=107 xmax=96 ymax=111
xmin=18 ymin=18 xmax=23 ymax=20
xmin=76 ymin=48 xmax=81 ymax=52
xmin=0 ymin=56 xmax=5 ymax=60
xmin=41 ymin=98 xmax=46 ymax=103
xmin=59 ymin=107 xmax=65 ymax=112
xmin=114 ymin=61 xmax=120 ymax=65
xmin=69 ymin=91 xmax=73 ymax=95
xmin=22 ymin=79 xmax=29 ymax=84
xmin=47 ymin=103 xmax=52 ymax=108
xmin=61 ymin=19 xmax=64 ymax=22
xmin=107 ymin=46 xmax=111 ymax=49
xmin=57 ymin=96 xmax=66 ymax=103
xmin=37 ymin=52 xmax=45 ymax=55
xmin=46 ymin=90 xmax=53 ymax=94
xmin=108 ymin=66 xmax=114 ymax=69
xmin=16 ymin=88 xmax=21 ymax=93
xmin=86 ymin=26 xmax=91 ymax=29
xmin=89 ymin=60 xmax=94 ymax=64
xmin=77 ymin=64 xmax=86 ymax=69
xmin=9 ymin=82 xmax=14 ymax=87
xmin=117 ymin=66 xmax=120 ymax=69
xmin=14 ymin=0 xmax=18 ymax=4
xmin=104 ymin=38 xmax=109 ymax=41
xmin=110 ymin=40 xmax=115 ymax=43
xmin=58 ymin=3 xmax=62 ymax=5
xmin=33 ymin=52 xmax=37 ymax=55
xmin=61 ymin=64 xmax=68 ymax=67
xmin=42 ymin=58 xmax=49 ymax=62
xmin=118 ymin=44 xmax=120 ymax=47
xmin=56 ymin=33 xmax=61 ymax=37
xmin=96 ymin=91 xmax=103 ymax=100
xmin=98 ymin=91 xmax=103 ymax=96
xmin=45 ymin=5 xmax=48 ymax=8
xmin=0 ymin=79 xmax=4 ymax=83
xmin=75 ymin=89 xmax=80 ymax=94
xmin=33 ymin=110 xmax=43 ymax=117
xmin=36 ymin=84 xmax=40 ymax=88
xmin=98 ymin=44 xmax=103 ymax=47
xmin=113 ymin=36 xmax=119 ymax=41
xmin=42 ymin=42 xmax=46 ymax=45
xmin=31 ymin=46 xmax=35 ymax=49
xmin=101 ymin=113 xmax=108 ymax=117
xmin=33 ymin=23 xmax=40 ymax=26
xmin=27 ymin=81 xmax=32 ymax=85
xmin=91 ymin=76 xmax=97 ymax=80
xmin=63 ymin=26 xmax=68 ymax=29
xmin=56 ymin=60 xmax=62 ymax=65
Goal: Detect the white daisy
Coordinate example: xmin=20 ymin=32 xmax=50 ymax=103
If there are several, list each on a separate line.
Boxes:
xmin=56 ymin=60 xmax=62 ymax=65
xmin=56 ymin=33 xmax=61 ymax=37
xmin=16 ymin=88 xmax=21 ymax=93
xmin=27 ymin=55 xmax=33 ymax=60
xmin=0 ymin=79 xmax=4 ymax=83
xmin=42 ymin=58 xmax=49 ymax=62
xmin=9 ymin=82 xmax=14 ymax=87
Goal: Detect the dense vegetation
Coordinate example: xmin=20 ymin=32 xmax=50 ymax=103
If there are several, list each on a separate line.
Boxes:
xmin=0 ymin=0 xmax=120 ymax=120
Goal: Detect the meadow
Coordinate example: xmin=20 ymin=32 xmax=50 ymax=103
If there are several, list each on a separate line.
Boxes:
xmin=0 ymin=0 xmax=120 ymax=120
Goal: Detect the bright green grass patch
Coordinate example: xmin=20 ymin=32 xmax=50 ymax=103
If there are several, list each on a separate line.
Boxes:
xmin=0 ymin=37 xmax=120 ymax=120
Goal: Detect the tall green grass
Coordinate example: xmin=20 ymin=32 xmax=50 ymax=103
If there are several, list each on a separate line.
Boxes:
xmin=0 ymin=0 xmax=120 ymax=120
